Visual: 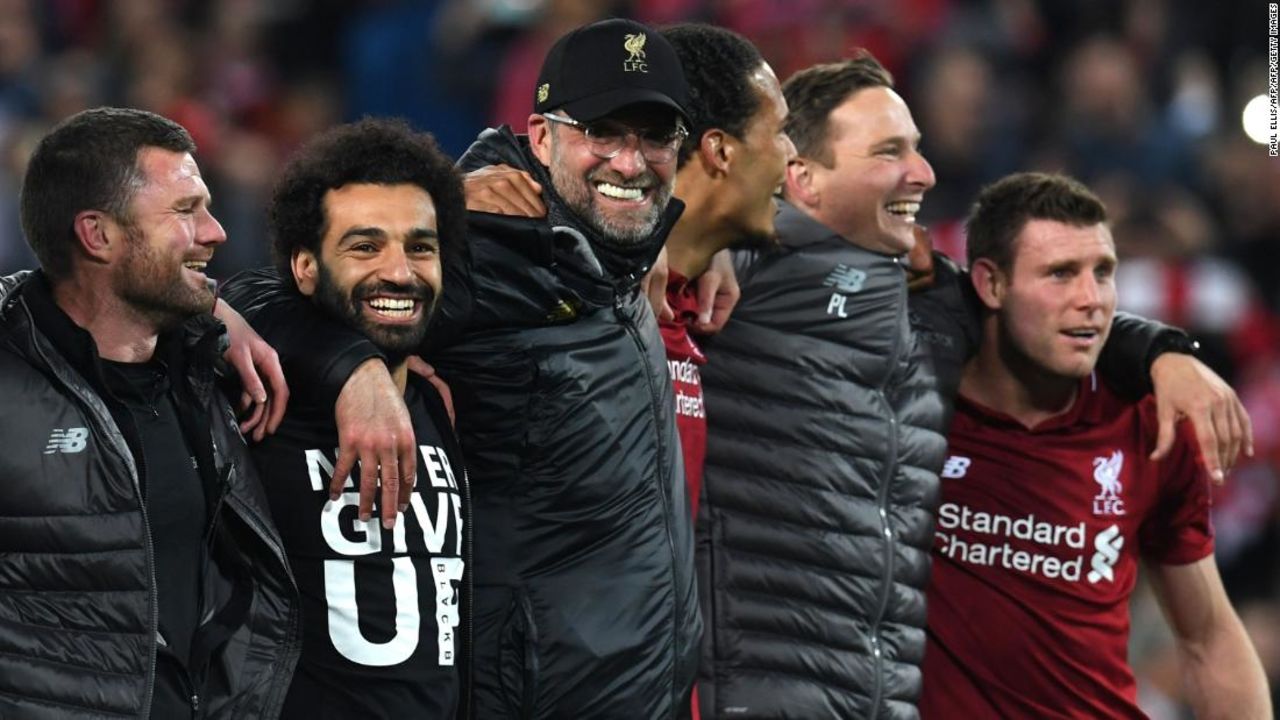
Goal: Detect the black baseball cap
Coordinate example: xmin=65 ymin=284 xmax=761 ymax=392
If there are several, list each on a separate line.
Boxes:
xmin=533 ymin=18 xmax=690 ymax=124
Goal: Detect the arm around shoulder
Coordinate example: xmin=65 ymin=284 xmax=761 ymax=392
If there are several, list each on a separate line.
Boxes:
xmin=220 ymin=267 xmax=384 ymax=409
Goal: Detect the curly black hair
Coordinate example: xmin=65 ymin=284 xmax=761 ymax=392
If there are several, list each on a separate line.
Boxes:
xmin=269 ymin=118 xmax=466 ymax=291
xmin=662 ymin=23 xmax=765 ymax=167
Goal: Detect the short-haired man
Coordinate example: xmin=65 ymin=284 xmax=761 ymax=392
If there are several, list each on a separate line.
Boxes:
xmin=222 ymin=120 xmax=470 ymax=719
xmin=0 ymin=107 xmax=298 ymax=718
xmin=694 ymin=53 xmax=1251 ymax=718
xmin=657 ymin=22 xmax=791 ymax=515
xmin=920 ymin=172 xmax=1271 ymax=719
xmin=222 ymin=18 xmax=700 ymax=718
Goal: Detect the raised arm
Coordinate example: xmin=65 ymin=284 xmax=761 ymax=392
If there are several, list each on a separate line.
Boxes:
xmin=1149 ymin=557 xmax=1271 ymax=719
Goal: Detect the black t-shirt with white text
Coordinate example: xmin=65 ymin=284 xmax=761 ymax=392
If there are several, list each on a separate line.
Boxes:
xmin=251 ymin=377 xmax=464 ymax=719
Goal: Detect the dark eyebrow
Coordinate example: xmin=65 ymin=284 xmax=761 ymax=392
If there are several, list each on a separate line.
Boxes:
xmin=407 ymin=228 xmax=439 ymax=242
xmin=337 ymin=227 xmax=387 ymax=246
xmin=175 ymin=193 xmax=210 ymax=209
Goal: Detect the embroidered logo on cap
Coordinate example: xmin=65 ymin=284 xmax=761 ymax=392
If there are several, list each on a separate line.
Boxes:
xmin=623 ymin=33 xmax=648 ymax=72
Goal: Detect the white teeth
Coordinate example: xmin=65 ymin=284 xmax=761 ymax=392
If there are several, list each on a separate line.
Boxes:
xmin=885 ymin=201 xmax=921 ymax=220
xmin=368 ymin=297 xmax=412 ymax=308
xmin=368 ymin=298 xmax=416 ymax=317
xmin=596 ymin=182 xmax=644 ymax=200
xmin=183 ymin=262 xmax=207 ymax=271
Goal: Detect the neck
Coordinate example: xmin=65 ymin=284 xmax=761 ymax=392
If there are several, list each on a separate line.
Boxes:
xmin=52 ymin=275 xmax=160 ymax=362
xmin=667 ymin=167 xmax=737 ymax=278
xmin=960 ymin=320 xmax=1080 ymax=428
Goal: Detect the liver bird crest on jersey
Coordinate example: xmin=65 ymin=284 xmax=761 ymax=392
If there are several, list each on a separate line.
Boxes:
xmin=1091 ymin=450 xmax=1126 ymax=516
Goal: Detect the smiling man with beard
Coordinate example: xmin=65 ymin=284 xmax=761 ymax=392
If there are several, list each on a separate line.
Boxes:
xmin=0 ymin=107 xmax=298 ymax=719
xmin=221 ymin=119 xmax=472 ymax=719
xmin=223 ymin=18 xmax=700 ymax=717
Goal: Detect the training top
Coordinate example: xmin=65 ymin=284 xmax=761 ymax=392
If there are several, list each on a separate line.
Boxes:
xmin=921 ymin=374 xmax=1213 ymax=719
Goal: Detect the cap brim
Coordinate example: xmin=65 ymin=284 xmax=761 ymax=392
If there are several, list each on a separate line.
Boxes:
xmin=561 ymin=88 xmax=690 ymax=124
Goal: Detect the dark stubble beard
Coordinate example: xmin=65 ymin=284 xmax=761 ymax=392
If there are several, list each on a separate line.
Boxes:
xmin=549 ymin=131 xmax=674 ymax=247
xmin=115 ymin=225 xmax=215 ymax=331
xmin=311 ymin=261 xmax=436 ymax=366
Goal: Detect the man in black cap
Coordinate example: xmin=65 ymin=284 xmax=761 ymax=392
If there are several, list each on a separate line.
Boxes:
xmin=224 ymin=17 xmax=699 ymax=719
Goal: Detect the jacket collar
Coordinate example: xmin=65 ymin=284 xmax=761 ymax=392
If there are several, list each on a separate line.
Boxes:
xmin=773 ymin=198 xmax=845 ymax=250
xmin=15 ymin=270 xmax=224 ymax=394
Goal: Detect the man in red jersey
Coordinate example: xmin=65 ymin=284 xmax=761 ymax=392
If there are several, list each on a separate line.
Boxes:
xmin=920 ymin=172 xmax=1270 ymax=719
xmin=657 ymin=23 xmax=792 ymax=516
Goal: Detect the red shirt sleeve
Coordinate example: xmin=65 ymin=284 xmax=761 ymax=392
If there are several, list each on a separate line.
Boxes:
xmin=1138 ymin=403 xmax=1215 ymax=566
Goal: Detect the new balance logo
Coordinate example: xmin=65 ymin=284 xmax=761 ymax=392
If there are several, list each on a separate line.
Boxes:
xmin=824 ymin=264 xmax=867 ymax=294
xmin=44 ymin=427 xmax=89 ymax=454
xmin=941 ymin=456 xmax=971 ymax=479
xmin=1087 ymin=524 xmax=1124 ymax=583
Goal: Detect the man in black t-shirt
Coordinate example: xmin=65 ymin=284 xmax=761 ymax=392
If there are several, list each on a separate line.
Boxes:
xmin=222 ymin=119 xmax=471 ymax=719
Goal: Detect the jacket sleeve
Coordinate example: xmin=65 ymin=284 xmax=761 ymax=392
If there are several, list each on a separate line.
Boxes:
xmin=1097 ymin=313 xmax=1196 ymax=400
xmin=220 ymin=268 xmax=383 ymax=409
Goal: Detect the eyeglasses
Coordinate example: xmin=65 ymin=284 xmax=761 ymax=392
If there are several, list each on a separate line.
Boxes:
xmin=542 ymin=112 xmax=688 ymax=164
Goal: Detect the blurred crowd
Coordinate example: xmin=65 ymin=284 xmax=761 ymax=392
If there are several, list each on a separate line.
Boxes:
xmin=1 ymin=0 xmax=1276 ymax=716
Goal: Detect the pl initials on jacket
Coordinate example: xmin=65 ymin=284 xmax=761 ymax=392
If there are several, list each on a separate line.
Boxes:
xmin=0 ymin=272 xmax=300 ymax=719
xmin=697 ymin=200 xmax=952 ymax=719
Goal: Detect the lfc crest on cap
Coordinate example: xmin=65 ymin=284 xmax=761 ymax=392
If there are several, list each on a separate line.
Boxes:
xmin=537 ymin=83 xmax=550 ymax=104
xmin=623 ymin=32 xmax=648 ymax=73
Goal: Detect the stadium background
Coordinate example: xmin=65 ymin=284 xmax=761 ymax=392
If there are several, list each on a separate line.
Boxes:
xmin=0 ymin=1 xmax=1275 ymax=715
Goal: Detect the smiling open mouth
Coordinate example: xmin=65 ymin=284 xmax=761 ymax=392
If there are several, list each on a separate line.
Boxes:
xmin=366 ymin=297 xmax=418 ymax=319
xmin=886 ymin=201 xmax=921 ymax=223
xmin=595 ymin=182 xmax=646 ymax=201
xmin=183 ymin=261 xmax=207 ymax=272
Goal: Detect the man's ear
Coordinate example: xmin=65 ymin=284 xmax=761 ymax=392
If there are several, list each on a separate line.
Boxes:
xmin=783 ymin=158 xmax=818 ymax=209
xmin=696 ymin=129 xmax=732 ymax=178
xmin=291 ymin=247 xmax=318 ymax=297
xmin=970 ymin=257 xmax=1007 ymax=310
xmin=527 ymin=114 xmax=552 ymax=167
xmin=72 ymin=210 xmax=116 ymax=265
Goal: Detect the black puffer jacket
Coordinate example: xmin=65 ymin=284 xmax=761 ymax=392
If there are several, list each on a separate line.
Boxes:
xmin=0 ymin=272 xmax=300 ymax=719
xmin=224 ymin=126 xmax=700 ymax=719
xmin=697 ymin=201 xmax=1191 ymax=719
xmin=697 ymin=201 xmax=954 ymax=720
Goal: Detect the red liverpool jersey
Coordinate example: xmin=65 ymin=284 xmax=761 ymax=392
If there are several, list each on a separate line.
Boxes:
xmin=921 ymin=375 xmax=1213 ymax=719
xmin=659 ymin=270 xmax=708 ymax=517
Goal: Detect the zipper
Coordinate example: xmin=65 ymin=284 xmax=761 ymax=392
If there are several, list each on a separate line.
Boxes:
xmin=23 ymin=301 xmax=160 ymax=716
xmin=222 ymin=491 xmax=302 ymax=716
xmin=866 ymin=272 xmax=907 ymax=715
xmin=614 ymin=290 xmax=682 ymax=717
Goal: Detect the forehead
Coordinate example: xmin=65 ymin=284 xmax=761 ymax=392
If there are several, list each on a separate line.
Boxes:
xmin=826 ymin=86 xmax=918 ymax=149
xmin=134 ymin=147 xmax=204 ymax=195
xmin=1012 ymin=219 xmax=1115 ymax=265
xmin=321 ymin=183 xmax=437 ymax=231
